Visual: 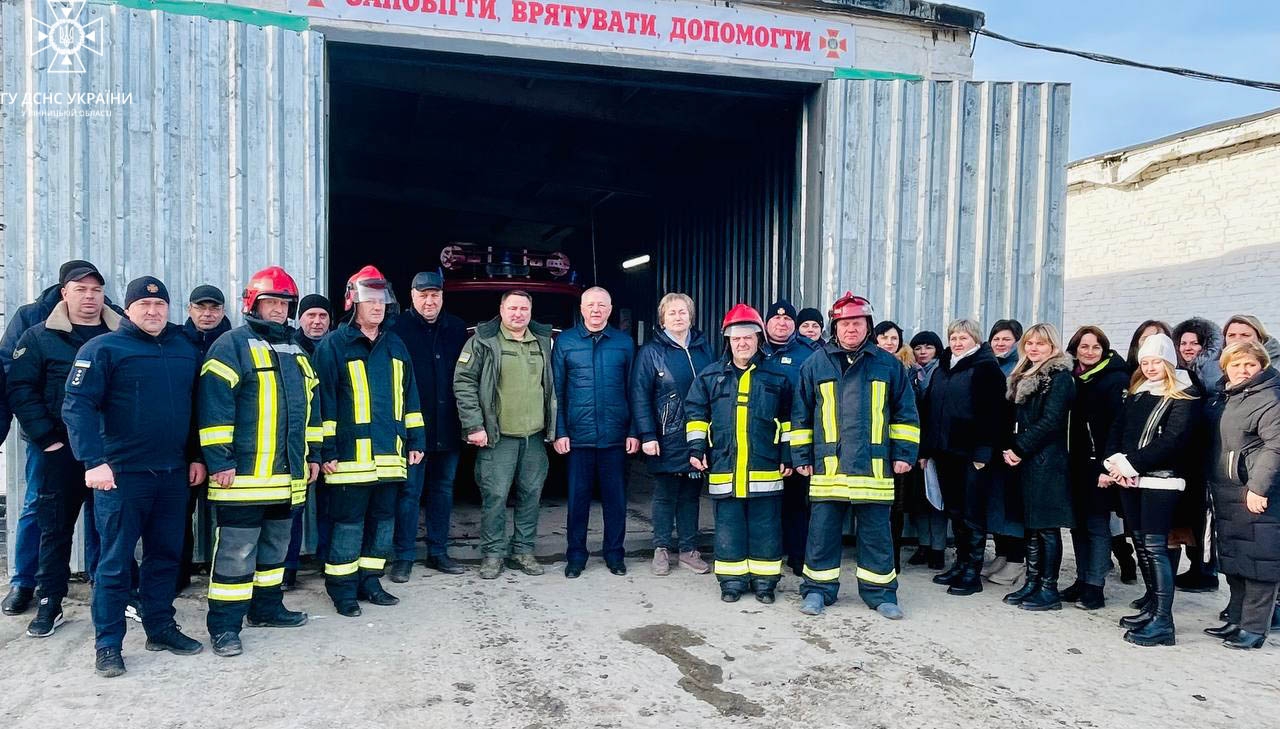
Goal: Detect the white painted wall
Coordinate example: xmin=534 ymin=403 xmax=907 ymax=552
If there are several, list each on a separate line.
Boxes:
xmin=1064 ymin=115 xmax=1280 ymax=346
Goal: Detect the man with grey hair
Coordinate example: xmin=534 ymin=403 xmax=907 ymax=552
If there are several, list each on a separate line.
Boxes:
xmin=553 ymin=287 xmax=638 ymax=578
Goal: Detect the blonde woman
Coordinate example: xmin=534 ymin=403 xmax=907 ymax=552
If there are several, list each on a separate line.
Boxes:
xmin=1001 ymin=323 xmax=1076 ymax=611
xmin=1099 ymin=333 xmax=1197 ymax=647
xmin=1205 ymin=341 xmax=1280 ymax=649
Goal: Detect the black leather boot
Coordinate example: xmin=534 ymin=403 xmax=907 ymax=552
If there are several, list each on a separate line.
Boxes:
xmin=1020 ymin=529 xmax=1063 ymax=611
xmin=1125 ymin=532 xmax=1154 ymax=611
xmin=1124 ymin=534 xmax=1176 ymax=646
xmin=1003 ymin=533 xmax=1041 ymax=605
xmin=1120 ymin=535 xmax=1156 ymax=630
xmin=947 ymin=528 xmax=985 ymax=596
xmin=933 ymin=521 xmax=967 ymax=586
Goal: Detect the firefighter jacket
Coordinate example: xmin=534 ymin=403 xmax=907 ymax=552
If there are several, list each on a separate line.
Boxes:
xmin=313 ymin=320 xmax=425 ymax=485
xmin=684 ymin=353 xmax=793 ymax=499
xmin=790 ymin=339 xmax=920 ymax=504
xmin=198 ymin=316 xmax=322 ymax=506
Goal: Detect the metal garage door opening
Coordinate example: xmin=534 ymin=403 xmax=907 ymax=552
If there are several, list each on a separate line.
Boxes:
xmin=325 ymin=41 xmax=811 ymax=336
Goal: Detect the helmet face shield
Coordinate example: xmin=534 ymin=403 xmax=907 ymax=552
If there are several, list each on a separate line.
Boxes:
xmin=349 ymin=279 xmax=396 ymax=308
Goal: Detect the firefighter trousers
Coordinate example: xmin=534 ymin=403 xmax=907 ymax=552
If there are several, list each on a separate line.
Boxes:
xmin=713 ymin=495 xmax=783 ymax=596
xmin=801 ymin=501 xmax=898 ymax=608
xmin=206 ymin=502 xmax=293 ymax=637
xmin=325 ymin=482 xmax=398 ymax=603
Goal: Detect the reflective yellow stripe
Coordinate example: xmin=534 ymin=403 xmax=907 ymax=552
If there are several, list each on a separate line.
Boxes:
xmin=788 ymin=429 xmax=813 ymax=446
xmin=255 ymin=370 xmax=278 ymax=479
xmin=823 ymin=455 xmax=838 ymax=475
xmin=856 ymin=566 xmax=898 ymax=585
xmin=296 ymin=354 xmax=316 ymax=380
xmin=208 ymin=581 xmax=254 ymax=601
xmin=734 ymin=365 xmax=753 ymax=499
xmin=405 ymin=412 xmax=424 ymax=428
xmin=748 ymin=559 xmax=783 ymax=576
xmin=714 ymin=559 xmax=750 ymax=576
xmin=323 ymin=420 xmax=337 ymax=437
xmin=890 ymin=424 xmax=921 ymax=444
xmin=392 ymin=358 xmax=405 ymax=420
xmin=208 ymin=488 xmax=293 ymax=503
xmin=358 ymin=556 xmax=386 ymax=571
xmin=248 ymin=340 xmax=272 ymax=369
xmin=349 ymin=360 xmax=371 ymax=424
xmin=819 ymin=381 xmax=837 ymax=442
xmin=199 ymin=425 xmax=235 ymax=446
xmin=254 ymin=568 xmax=285 ymax=588
xmin=326 ymin=472 xmax=378 ymax=485
xmin=871 ymin=380 xmax=886 ymax=445
xmin=356 ymin=438 xmax=372 ymax=464
xmin=306 ymin=426 xmax=324 ymax=443
xmin=873 ymin=458 xmax=884 ymax=480
xmin=686 ymin=420 xmax=709 ymax=442
xmin=749 ymin=469 xmax=783 ymax=481
xmin=201 ymin=359 xmax=239 ymax=388
xmin=325 ymin=561 xmax=359 ymax=577
xmin=803 ymin=565 xmax=841 ymax=582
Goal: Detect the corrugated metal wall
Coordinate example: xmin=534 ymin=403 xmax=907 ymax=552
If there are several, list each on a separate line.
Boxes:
xmin=657 ymin=132 xmax=797 ymax=341
xmin=798 ymin=79 xmax=1070 ymax=336
xmin=0 ymin=0 xmax=325 ymax=567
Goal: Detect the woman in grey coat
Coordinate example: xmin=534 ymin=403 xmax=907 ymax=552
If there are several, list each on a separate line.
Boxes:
xmin=1205 ymin=341 xmax=1280 ymax=649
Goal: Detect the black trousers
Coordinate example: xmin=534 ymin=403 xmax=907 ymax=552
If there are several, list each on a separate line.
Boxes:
xmin=781 ymin=474 xmax=810 ymax=570
xmin=1225 ymin=574 xmax=1280 ymax=634
xmin=206 ymin=502 xmax=293 ymax=636
xmin=325 ymin=482 xmax=398 ymax=603
xmin=34 ymin=445 xmax=92 ymax=602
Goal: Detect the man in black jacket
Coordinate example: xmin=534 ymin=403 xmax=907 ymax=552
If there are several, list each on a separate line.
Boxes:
xmin=64 ymin=276 xmax=207 ymax=677
xmin=389 ymin=272 xmax=468 ymax=579
xmin=7 ymin=262 xmax=122 ymax=637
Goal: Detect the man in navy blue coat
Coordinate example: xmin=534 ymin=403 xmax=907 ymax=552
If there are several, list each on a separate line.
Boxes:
xmin=552 ymin=287 xmax=638 ymax=578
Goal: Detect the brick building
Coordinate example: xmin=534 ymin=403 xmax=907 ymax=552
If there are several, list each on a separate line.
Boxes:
xmin=1064 ymin=108 xmax=1280 ymax=342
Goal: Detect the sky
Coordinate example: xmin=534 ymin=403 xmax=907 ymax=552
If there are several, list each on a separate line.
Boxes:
xmin=961 ymin=0 xmax=1280 ymax=160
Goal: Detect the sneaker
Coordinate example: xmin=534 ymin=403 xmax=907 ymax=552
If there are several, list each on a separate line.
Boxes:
xmin=211 ymin=632 xmax=243 ymax=657
xmin=876 ymin=602 xmax=905 ymax=620
xmin=981 ymin=556 xmax=1008 ymax=579
xmin=678 ymin=550 xmax=711 ymax=574
xmin=505 ymin=554 xmax=544 ymax=576
xmin=125 ymin=596 xmax=144 ymax=623
xmin=26 ymin=598 xmax=64 ymax=638
xmin=2 ymin=585 xmax=35 ymax=616
xmin=478 ymin=557 xmax=504 ymax=580
xmin=145 ymin=626 xmax=204 ymax=655
xmin=652 ymin=548 xmax=672 ymax=576
xmin=95 ymin=647 xmax=126 ymax=678
xmin=800 ymin=593 xmax=825 ymax=616
xmin=988 ymin=560 xmax=1026 ymax=586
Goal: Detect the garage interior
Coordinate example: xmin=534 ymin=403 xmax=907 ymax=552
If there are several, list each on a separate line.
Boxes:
xmin=326 ymin=42 xmax=809 ymax=338
xmin=324 ymin=41 xmax=811 ymax=558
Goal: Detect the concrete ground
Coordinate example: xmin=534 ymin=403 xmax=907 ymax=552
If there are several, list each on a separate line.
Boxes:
xmin=2 ymin=475 xmax=1278 ymax=728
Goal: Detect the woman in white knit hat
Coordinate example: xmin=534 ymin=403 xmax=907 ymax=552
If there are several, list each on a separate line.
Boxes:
xmin=1099 ymin=333 xmax=1198 ymax=647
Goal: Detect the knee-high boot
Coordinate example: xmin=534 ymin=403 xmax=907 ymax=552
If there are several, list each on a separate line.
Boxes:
xmin=1020 ymin=529 xmax=1063 ymax=611
xmin=1125 ymin=533 xmax=1176 ymax=646
xmin=1003 ymin=532 xmax=1041 ymax=605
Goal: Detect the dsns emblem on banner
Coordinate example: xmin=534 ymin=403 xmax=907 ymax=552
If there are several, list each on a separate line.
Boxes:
xmin=32 ymin=0 xmax=104 ymax=74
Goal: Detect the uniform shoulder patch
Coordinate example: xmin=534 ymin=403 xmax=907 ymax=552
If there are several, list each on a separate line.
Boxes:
xmin=458 ymin=351 xmax=472 ymax=365
xmin=70 ymin=362 xmax=90 ymax=387
xmin=12 ymin=347 xmax=25 ymax=359
xmin=781 ymin=356 xmax=792 ymax=365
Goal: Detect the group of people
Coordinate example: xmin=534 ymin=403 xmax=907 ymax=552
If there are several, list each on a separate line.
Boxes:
xmin=1 ymin=259 xmax=1277 ymax=681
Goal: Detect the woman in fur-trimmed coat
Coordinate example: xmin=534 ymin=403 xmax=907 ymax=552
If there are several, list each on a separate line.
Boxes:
xmin=1173 ymin=317 xmax=1224 ymax=397
xmin=1001 ymin=323 xmax=1076 ymax=612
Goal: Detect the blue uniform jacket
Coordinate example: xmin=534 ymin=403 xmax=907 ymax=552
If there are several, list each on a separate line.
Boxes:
xmin=552 ymin=321 xmax=636 ymax=448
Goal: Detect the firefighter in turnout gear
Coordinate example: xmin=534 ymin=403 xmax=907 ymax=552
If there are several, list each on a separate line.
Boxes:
xmin=314 ymin=266 xmax=425 ymax=617
xmin=685 ymin=304 xmax=794 ymax=604
xmin=790 ymin=293 xmax=920 ymax=619
xmin=199 ymin=266 xmax=322 ymax=658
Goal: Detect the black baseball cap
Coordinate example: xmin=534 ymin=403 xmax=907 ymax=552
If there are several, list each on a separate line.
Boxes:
xmin=189 ymin=285 xmax=225 ymax=306
xmin=411 ymin=271 xmax=444 ymax=291
xmin=60 ymin=260 xmax=104 ymax=286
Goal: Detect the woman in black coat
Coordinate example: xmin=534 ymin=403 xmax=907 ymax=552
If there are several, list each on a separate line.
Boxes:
xmin=1099 ymin=333 xmax=1197 ymax=647
xmin=919 ymin=319 xmax=1008 ymax=597
xmin=1001 ymin=323 xmax=1076 ymax=611
xmin=1064 ymin=326 xmax=1130 ymax=610
xmin=1205 ymin=341 xmax=1280 ymax=649
xmin=629 ymin=293 xmax=716 ymax=576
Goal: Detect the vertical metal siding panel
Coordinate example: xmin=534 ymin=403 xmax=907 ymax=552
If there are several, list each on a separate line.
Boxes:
xmin=1012 ymin=84 xmax=1043 ymax=325
xmin=951 ymin=82 xmax=982 ymax=323
xmin=893 ymin=81 xmax=922 ymax=333
xmin=241 ymin=26 xmax=268 ymax=265
xmin=866 ymin=80 xmax=892 ymax=313
xmin=981 ymin=83 xmax=1013 ymax=326
xmin=1039 ymin=84 xmax=1071 ymax=329
xmin=920 ymin=81 xmax=952 ymax=330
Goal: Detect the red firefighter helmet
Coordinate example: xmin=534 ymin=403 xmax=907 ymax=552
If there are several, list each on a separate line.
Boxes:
xmin=344 ymin=265 xmax=398 ymax=313
xmin=721 ymin=303 xmax=766 ymax=336
xmin=242 ymin=266 xmax=300 ymax=316
xmin=828 ymin=292 xmax=874 ymax=328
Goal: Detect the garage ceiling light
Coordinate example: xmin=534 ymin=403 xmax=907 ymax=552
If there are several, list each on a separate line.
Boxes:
xmin=622 ymin=254 xmax=651 ymax=270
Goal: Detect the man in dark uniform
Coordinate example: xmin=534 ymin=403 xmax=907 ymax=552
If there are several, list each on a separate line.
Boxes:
xmin=64 ymin=276 xmax=206 ymax=677
xmin=283 ymin=293 xmax=333 ymax=589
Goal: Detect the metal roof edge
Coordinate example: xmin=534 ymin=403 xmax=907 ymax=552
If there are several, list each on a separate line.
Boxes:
xmin=740 ymin=0 xmax=984 ymax=31
xmin=90 ymin=0 xmax=310 ymax=31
